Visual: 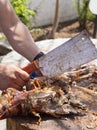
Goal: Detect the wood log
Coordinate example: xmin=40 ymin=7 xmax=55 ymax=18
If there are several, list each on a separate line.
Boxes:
xmin=7 ymin=112 xmax=97 ymax=130
xmin=7 ymin=116 xmax=78 ymax=130
xmin=7 ymin=87 xmax=97 ymax=130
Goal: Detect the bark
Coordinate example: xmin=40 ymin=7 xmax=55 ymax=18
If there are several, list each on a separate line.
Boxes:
xmin=48 ymin=0 xmax=59 ymax=39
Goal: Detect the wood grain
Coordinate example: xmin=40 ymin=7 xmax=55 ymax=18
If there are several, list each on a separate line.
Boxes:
xmin=7 ymin=87 xmax=97 ymax=130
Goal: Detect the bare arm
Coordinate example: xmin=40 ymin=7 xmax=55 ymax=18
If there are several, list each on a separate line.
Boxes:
xmin=0 ymin=0 xmax=42 ymax=90
xmin=0 ymin=0 xmax=40 ymax=61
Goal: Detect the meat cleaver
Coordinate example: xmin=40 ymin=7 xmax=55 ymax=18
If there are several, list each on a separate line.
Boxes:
xmin=22 ymin=30 xmax=97 ymax=78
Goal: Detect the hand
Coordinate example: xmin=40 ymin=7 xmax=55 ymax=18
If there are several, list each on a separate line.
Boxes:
xmin=0 ymin=64 xmax=30 ymax=90
xmin=30 ymin=52 xmax=44 ymax=79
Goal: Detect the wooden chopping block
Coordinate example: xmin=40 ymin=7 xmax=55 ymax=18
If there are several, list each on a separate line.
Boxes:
xmin=7 ymin=86 xmax=97 ymax=130
xmin=7 ymin=116 xmax=80 ymax=130
xmin=7 ymin=112 xmax=97 ymax=130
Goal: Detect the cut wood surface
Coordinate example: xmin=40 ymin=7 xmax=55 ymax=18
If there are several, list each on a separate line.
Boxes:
xmin=6 ymin=113 xmax=97 ymax=130
xmin=7 ymin=87 xmax=97 ymax=130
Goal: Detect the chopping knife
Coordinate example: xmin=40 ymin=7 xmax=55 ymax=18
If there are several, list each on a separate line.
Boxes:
xmin=22 ymin=30 xmax=97 ymax=78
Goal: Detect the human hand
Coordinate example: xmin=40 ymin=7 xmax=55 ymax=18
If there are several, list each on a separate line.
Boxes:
xmin=0 ymin=64 xmax=30 ymax=90
xmin=30 ymin=52 xmax=44 ymax=79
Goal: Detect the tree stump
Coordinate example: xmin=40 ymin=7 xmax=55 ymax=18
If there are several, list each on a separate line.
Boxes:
xmin=7 ymin=112 xmax=97 ymax=130
xmin=6 ymin=86 xmax=97 ymax=130
xmin=7 ymin=116 xmax=79 ymax=130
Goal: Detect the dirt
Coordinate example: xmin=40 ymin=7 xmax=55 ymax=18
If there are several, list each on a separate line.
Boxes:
xmin=31 ymin=19 xmax=95 ymax=41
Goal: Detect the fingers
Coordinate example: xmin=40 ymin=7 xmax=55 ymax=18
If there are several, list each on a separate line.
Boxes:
xmin=0 ymin=64 xmax=30 ymax=90
xmin=19 ymin=70 xmax=30 ymax=82
xmin=9 ymin=83 xmax=22 ymax=90
xmin=14 ymin=76 xmax=25 ymax=87
xmin=13 ymin=70 xmax=30 ymax=90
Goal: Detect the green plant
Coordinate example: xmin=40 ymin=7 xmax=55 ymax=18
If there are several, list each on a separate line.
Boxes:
xmin=10 ymin=0 xmax=35 ymax=29
xmin=73 ymin=0 xmax=96 ymax=29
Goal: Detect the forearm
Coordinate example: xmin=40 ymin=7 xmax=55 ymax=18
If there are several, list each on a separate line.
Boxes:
xmin=2 ymin=21 xmax=40 ymax=61
xmin=0 ymin=0 xmax=40 ymax=61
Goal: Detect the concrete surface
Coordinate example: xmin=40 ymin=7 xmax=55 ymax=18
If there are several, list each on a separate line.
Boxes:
xmin=0 ymin=119 xmax=6 ymax=130
xmin=29 ymin=0 xmax=77 ymax=26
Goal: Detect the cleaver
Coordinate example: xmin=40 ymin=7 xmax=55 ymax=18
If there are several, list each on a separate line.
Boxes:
xmin=22 ymin=30 xmax=97 ymax=78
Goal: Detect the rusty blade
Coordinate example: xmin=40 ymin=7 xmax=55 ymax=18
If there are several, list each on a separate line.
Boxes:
xmin=38 ymin=30 xmax=97 ymax=77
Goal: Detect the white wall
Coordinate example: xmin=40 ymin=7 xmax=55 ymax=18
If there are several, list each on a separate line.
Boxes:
xmin=28 ymin=0 xmax=77 ymax=27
